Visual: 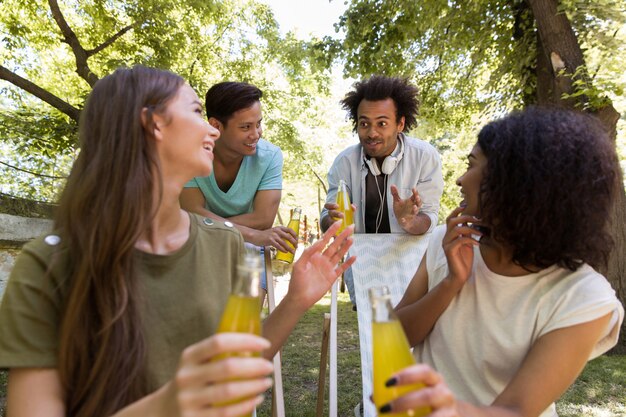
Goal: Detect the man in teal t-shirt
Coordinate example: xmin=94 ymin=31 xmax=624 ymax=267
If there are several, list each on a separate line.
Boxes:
xmin=181 ymin=82 xmax=297 ymax=290
xmin=185 ymin=138 xmax=282 ymax=219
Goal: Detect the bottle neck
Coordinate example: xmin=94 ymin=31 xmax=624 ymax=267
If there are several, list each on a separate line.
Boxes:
xmin=371 ymin=296 xmax=397 ymax=323
xmin=235 ymin=252 xmax=262 ymax=297
xmin=369 ymin=286 xmax=397 ymax=323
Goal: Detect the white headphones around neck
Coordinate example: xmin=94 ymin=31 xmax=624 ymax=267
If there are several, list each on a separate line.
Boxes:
xmin=363 ymin=136 xmax=405 ymax=176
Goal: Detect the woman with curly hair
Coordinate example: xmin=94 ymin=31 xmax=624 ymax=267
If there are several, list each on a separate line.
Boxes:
xmin=0 ymin=65 xmax=354 ymax=417
xmin=380 ymin=107 xmax=624 ymax=416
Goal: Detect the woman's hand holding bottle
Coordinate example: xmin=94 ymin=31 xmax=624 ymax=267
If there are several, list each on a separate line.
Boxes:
xmin=170 ymin=333 xmax=273 ymax=417
xmin=376 ymin=364 xmax=458 ymax=416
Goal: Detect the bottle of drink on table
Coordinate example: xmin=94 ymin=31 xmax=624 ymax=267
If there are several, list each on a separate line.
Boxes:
xmin=275 ymin=207 xmax=301 ymax=264
xmin=370 ymin=286 xmax=431 ymax=417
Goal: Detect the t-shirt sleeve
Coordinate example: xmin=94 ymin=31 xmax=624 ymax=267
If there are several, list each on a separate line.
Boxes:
xmin=539 ymin=272 xmax=624 ymax=359
xmin=258 ymin=148 xmax=283 ymax=191
xmin=0 ymin=247 xmax=62 ymax=368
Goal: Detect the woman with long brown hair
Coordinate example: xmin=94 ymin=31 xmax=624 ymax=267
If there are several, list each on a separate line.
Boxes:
xmin=0 ymin=65 xmax=355 ymax=417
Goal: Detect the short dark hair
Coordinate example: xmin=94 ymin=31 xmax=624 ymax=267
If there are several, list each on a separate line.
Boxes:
xmin=205 ymin=81 xmax=263 ymax=126
xmin=477 ymin=107 xmax=621 ymax=271
xmin=340 ymin=75 xmax=419 ymax=132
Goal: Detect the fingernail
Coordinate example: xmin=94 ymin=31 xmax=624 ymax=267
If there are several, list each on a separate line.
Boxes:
xmin=379 ymin=403 xmax=392 ymax=413
xmin=385 ymin=377 xmax=397 ymax=387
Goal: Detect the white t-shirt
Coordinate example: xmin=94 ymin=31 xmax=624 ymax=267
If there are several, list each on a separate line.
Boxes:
xmin=416 ymin=225 xmax=624 ymax=417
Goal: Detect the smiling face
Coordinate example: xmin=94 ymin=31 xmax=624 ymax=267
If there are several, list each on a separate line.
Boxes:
xmin=154 ymin=84 xmax=219 ymax=180
xmin=356 ymin=98 xmax=405 ymax=161
xmin=456 ymin=143 xmax=487 ymax=217
xmin=212 ymin=101 xmax=263 ymax=157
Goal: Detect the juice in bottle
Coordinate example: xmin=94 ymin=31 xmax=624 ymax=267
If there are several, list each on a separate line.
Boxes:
xmin=336 ymin=179 xmax=354 ymax=234
xmin=275 ymin=207 xmax=301 ymax=264
xmin=215 ymin=295 xmax=261 ymax=345
xmin=370 ymin=286 xmax=430 ymax=417
xmin=213 ymin=252 xmax=263 ymax=416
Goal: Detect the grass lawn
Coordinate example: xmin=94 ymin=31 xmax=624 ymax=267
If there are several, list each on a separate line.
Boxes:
xmin=0 ymin=291 xmax=624 ymax=416
xmin=259 ymin=291 xmax=626 ymax=417
xmin=257 ymin=291 xmax=362 ymax=417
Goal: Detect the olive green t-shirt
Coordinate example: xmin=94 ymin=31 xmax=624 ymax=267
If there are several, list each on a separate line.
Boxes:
xmin=0 ymin=213 xmax=244 ymax=392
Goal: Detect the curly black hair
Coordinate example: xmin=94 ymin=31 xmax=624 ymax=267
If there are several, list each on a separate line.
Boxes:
xmin=340 ymin=75 xmax=419 ymax=132
xmin=205 ymin=81 xmax=262 ymax=126
xmin=477 ymin=107 xmax=621 ymax=271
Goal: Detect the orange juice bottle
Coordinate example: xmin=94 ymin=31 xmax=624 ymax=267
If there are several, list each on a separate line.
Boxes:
xmin=336 ymin=180 xmax=354 ymax=234
xmin=275 ymin=207 xmax=301 ymax=264
xmin=370 ymin=286 xmax=431 ymax=417
xmin=213 ymin=252 xmax=263 ymax=416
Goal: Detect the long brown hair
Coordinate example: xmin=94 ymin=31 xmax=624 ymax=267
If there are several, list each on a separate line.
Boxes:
xmin=55 ymin=66 xmax=184 ymax=417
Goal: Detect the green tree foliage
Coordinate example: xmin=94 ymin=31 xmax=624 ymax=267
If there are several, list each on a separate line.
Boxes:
xmin=331 ymin=0 xmax=624 ymax=121
xmin=0 ymin=0 xmax=334 ymax=202
xmin=328 ymin=0 xmax=626 ymax=350
xmin=325 ymin=0 xmax=626 ymax=218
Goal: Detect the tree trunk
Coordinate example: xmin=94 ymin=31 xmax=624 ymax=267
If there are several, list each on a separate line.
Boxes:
xmin=528 ymin=0 xmax=626 ymax=351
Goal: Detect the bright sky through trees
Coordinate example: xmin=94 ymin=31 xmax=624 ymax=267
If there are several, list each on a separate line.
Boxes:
xmin=262 ymin=0 xmax=347 ymax=38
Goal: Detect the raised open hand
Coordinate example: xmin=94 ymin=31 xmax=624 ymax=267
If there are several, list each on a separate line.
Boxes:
xmin=286 ymin=220 xmax=356 ymax=310
xmin=391 ymin=186 xmax=429 ymax=234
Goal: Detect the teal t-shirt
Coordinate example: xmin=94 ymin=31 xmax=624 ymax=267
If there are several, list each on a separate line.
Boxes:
xmin=185 ymin=139 xmax=283 ymax=217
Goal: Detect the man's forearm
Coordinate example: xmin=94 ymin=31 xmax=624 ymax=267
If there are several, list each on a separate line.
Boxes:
xmin=227 ymin=212 xmax=274 ymax=230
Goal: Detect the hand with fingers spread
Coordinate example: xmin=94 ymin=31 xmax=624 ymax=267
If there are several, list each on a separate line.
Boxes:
xmin=286 ymin=220 xmax=356 ymax=310
xmin=390 ymin=185 xmax=430 ymax=235
xmin=249 ymin=226 xmax=297 ymax=253
xmin=172 ymin=333 xmax=274 ymax=417
xmin=375 ymin=364 xmax=459 ymax=416
xmin=443 ymin=206 xmax=483 ymax=287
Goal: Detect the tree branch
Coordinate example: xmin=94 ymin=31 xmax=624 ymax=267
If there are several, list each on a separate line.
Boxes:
xmin=0 ymin=160 xmax=67 ymax=179
xmin=48 ymin=0 xmax=99 ymax=86
xmin=86 ymin=23 xmax=137 ymax=56
xmin=0 ymin=65 xmax=80 ymax=121
xmin=298 ymin=155 xmax=327 ymax=194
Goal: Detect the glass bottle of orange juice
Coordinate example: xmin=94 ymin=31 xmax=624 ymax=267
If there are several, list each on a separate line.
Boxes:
xmin=213 ymin=252 xmax=263 ymax=416
xmin=275 ymin=207 xmax=301 ymax=264
xmin=370 ymin=286 xmax=431 ymax=417
xmin=336 ymin=180 xmax=354 ymax=234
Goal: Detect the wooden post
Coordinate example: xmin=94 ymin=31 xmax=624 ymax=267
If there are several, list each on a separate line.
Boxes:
xmin=265 ymin=247 xmax=285 ymax=417
xmin=316 ymin=313 xmax=331 ymax=417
